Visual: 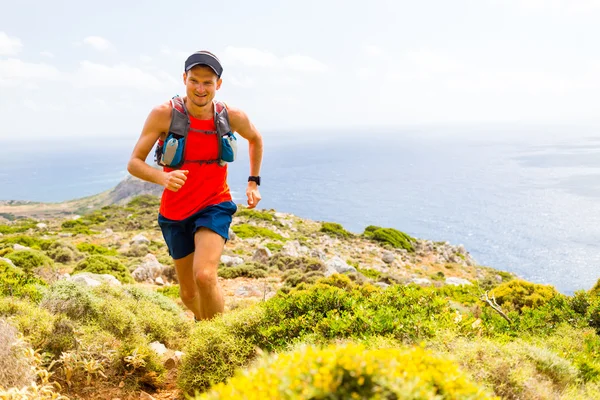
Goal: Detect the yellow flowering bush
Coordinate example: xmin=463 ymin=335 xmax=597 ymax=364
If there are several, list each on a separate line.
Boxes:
xmin=489 ymin=279 xmax=559 ymax=312
xmin=195 ymin=342 xmax=495 ymax=400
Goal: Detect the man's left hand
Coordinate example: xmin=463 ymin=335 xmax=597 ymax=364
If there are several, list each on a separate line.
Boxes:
xmin=246 ymin=183 xmax=262 ymax=209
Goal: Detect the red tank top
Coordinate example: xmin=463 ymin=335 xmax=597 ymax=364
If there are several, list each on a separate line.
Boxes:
xmin=158 ymin=111 xmax=232 ymax=220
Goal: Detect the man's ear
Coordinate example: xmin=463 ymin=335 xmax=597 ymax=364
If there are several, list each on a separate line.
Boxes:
xmin=182 ymin=72 xmax=187 ymax=85
xmin=216 ymin=78 xmax=223 ymax=90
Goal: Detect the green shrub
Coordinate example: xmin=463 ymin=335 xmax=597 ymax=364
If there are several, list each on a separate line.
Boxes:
xmin=156 ymin=285 xmax=180 ymax=299
xmin=442 ymin=338 xmax=579 ymax=399
xmin=591 ymin=278 xmax=600 ymax=298
xmin=196 ymin=342 xmax=493 ymax=400
xmin=126 ymin=194 xmax=161 ymax=209
xmin=0 ymin=259 xmax=46 ymax=302
xmin=0 ymin=219 xmax=37 ymax=234
xmin=40 ymin=280 xmax=100 ymax=321
xmin=320 ymin=222 xmax=352 ymax=238
xmin=255 ymin=275 xmax=451 ymax=350
xmin=43 ymin=316 xmax=77 ymax=357
xmin=115 ymin=339 xmax=166 ymax=390
xmin=490 ymin=279 xmax=560 ymax=313
xmin=5 ymin=249 xmax=54 ymax=275
xmin=73 ymin=255 xmax=133 ymax=283
xmin=269 ymin=254 xmax=325 ymax=273
xmin=363 ymin=225 xmax=415 ymax=251
xmin=588 ymin=297 xmax=600 ymax=335
xmin=0 ymin=235 xmax=54 ymax=250
xmin=236 ymin=208 xmax=274 ymax=221
xmin=357 ymin=267 xmax=382 ymax=280
xmin=218 ymin=263 xmax=268 ymax=279
xmin=178 ymin=307 xmax=265 ymax=395
xmin=265 ymin=242 xmax=283 ymax=252
xmin=0 ymin=297 xmax=55 ymax=348
xmin=76 ymin=242 xmax=118 ymax=256
xmin=231 ymin=224 xmax=285 ymax=241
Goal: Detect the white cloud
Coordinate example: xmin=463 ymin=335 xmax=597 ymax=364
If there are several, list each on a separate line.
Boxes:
xmin=283 ymin=55 xmax=328 ymax=72
xmin=222 ymin=46 xmax=328 ymax=73
xmin=404 ymin=49 xmax=465 ymax=74
xmin=223 ymin=47 xmax=280 ymax=68
xmin=140 ymin=55 xmax=153 ymax=63
xmin=228 ymin=75 xmax=256 ymax=88
xmin=362 ymin=44 xmax=384 ymax=57
xmin=72 ymin=61 xmax=170 ymax=91
xmin=40 ymin=51 xmax=54 ymax=58
xmin=504 ymin=0 xmax=600 ymax=14
xmin=0 ymin=32 xmax=23 ymax=55
xmin=83 ymin=36 xmax=114 ymax=51
xmin=0 ymin=58 xmax=61 ymax=86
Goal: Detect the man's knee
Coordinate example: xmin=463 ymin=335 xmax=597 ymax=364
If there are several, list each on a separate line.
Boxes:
xmin=179 ymin=286 xmax=197 ymax=304
xmin=194 ymin=268 xmax=218 ymax=290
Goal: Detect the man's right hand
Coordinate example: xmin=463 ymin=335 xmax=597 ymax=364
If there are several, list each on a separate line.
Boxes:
xmin=163 ymin=170 xmax=189 ymax=192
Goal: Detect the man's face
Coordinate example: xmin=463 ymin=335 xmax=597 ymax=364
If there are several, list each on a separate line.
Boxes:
xmin=183 ymin=66 xmax=222 ymax=108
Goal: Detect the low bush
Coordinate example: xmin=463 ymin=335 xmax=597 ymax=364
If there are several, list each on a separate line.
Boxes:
xmin=73 ymin=255 xmax=133 ymax=283
xmin=363 ymin=225 xmax=415 ymax=252
xmin=231 ymin=224 xmax=285 ymax=241
xmin=489 ymin=279 xmax=560 ymax=313
xmin=320 ymin=222 xmax=352 ymax=238
xmin=178 ymin=307 xmax=265 ymax=395
xmin=0 ymin=259 xmax=46 ymax=301
xmin=236 ymin=208 xmax=274 ymax=222
xmin=196 ymin=342 xmax=493 ymax=399
xmin=218 ymin=263 xmax=268 ymax=279
xmin=269 ymin=254 xmax=325 ymax=273
xmin=4 ymin=249 xmax=54 ymax=275
xmin=441 ymin=338 xmax=580 ymax=399
xmin=76 ymin=242 xmax=118 ymax=256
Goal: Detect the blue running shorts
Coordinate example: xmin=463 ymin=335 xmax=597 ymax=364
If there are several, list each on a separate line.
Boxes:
xmin=157 ymin=200 xmax=237 ymax=260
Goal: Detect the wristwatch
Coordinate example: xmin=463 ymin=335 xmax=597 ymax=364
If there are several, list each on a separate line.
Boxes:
xmin=248 ymin=176 xmax=261 ymax=186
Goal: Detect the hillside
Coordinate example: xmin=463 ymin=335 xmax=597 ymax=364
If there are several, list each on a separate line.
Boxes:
xmin=0 ymin=175 xmax=163 ymax=221
xmin=1 ymin=186 xmax=600 ymax=399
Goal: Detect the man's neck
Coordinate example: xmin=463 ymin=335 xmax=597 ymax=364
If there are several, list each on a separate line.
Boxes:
xmin=185 ymin=97 xmax=213 ymax=120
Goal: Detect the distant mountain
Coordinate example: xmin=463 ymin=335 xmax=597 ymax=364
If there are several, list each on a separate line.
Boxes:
xmin=0 ymin=175 xmax=163 ymax=220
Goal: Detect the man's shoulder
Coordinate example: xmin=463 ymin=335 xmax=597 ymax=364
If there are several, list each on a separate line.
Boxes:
xmin=151 ymin=100 xmax=173 ymax=119
xmin=220 ymin=102 xmax=248 ymax=125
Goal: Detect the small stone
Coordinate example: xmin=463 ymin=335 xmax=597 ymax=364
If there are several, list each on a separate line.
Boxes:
xmin=445 ymin=277 xmax=473 ymax=286
xmin=131 ymin=234 xmax=151 ymax=245
xmin=410 ymin=278 xmax=432 ymax=286
xmin=382 ymin=251 xmax=395 ymax=264
xmin=155 ymin=277 xmax=165 ymax=286
xmin=149 ymin=341 xmax=168 ymax=356
xmin=220 ymin=255 xmax=244 ymax=267
xmin=13 ymin=244 xmax=30 ymax=251
xmin=252 ymin=247 xmax=272 ymax=263
xmin=140 ymin=391 xmax=156 ymax=400
xmin=36 ymin=223 xmax=47 ymax=230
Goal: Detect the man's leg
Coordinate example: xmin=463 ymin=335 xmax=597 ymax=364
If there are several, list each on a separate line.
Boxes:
xmin=193 ymin=227 xmax=226 ymax=320
xmin=173 ymin=253 xmax=203 ymax=320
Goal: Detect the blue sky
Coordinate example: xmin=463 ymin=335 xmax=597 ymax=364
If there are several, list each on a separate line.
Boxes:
xmin=1 ymin=0 xmax=600 ymax=141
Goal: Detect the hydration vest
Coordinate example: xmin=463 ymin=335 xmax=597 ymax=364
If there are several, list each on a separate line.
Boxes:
xmin=154 ymin=95 xmax=237 ymax=169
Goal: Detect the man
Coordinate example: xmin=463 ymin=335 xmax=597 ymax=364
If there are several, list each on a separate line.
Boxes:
xmin=127 ymin=50 xmax=263 ymax=321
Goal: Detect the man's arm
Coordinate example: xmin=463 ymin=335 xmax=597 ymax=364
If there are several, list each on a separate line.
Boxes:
xmin=227 ymin=105 xmax=263 ymax=208
xmin=127 ymin=103 xmax=189 ymax=192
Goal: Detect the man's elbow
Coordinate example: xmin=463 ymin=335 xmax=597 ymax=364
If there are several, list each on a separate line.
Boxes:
xmin=249 ymin=132 xmax=263 ymax=148
xmin=127 ymin=157 xmax=139 ymax=176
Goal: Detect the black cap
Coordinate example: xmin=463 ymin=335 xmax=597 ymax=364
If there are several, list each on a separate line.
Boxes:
xmin=184 ymin=51 xmax=223 ymax=77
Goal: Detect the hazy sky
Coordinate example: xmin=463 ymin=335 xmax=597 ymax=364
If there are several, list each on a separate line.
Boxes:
xmin=1 ymin=0 xmax=600 ymax=141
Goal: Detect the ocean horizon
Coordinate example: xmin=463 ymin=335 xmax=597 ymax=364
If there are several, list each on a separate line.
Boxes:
xmin=3 ymin=127 xmax=600 ymax=295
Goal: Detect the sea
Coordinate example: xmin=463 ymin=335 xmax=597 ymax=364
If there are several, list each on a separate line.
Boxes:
xmin=2 ymin=126 xmax=600 ymax=295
